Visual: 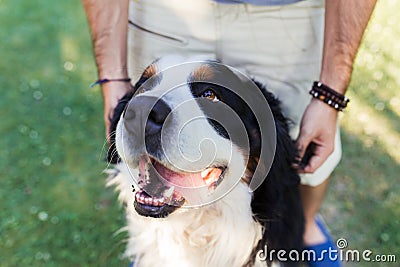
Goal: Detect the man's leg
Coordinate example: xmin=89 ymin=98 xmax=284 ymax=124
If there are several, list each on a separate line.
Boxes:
xmin=300 ymin=178 xmax=330 ymax=245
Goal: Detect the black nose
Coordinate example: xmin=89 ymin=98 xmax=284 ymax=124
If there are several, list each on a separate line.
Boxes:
xmin=123 ymin=95 xmax=171 ymax=138
xmin=145 ymin=98 xmax=171 ymax=136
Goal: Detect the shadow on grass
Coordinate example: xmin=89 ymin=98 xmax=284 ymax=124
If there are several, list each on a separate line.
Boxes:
xmin=323 ymin=130 xmax=400 ymax=266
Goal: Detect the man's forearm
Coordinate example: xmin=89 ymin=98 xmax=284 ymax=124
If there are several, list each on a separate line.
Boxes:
xmin=82 ymin=0 xmax=130 ymax=79
xmin=320 ymin=0 xmax=377 ymax=94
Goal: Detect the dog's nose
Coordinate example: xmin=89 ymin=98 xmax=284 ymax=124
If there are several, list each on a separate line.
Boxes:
xmin=124 ymin=95 xmax=171 ymax=137
xmin=146 ymin=98 xmax=171 ymax=136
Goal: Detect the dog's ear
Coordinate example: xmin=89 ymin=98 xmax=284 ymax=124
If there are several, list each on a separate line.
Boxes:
xmin=107 ymin=91 xmax=134 ymax=164
xmin=250 ymin=82 xmax=304 ymax=265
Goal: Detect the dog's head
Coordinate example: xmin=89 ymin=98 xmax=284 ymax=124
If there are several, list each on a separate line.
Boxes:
xmin=108 ymin=56 xmax=284 ymax=218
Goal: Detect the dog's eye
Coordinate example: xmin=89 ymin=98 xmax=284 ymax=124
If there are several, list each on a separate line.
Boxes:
xmin=200 ymin=89 xmax=219 ymax=102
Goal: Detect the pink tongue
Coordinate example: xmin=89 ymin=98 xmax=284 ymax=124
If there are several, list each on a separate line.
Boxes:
xmin=153 ymin=161 xmax=205 ymax=188
xmin=138 ymin=157 xmax=222 ymax=189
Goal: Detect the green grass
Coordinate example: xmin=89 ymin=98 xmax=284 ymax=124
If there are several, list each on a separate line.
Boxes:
xmin=0 ymin=0 xmax=399 ymax=266
xmin=322 ymin=1 xmax=400 ymax=266
xmin=0 ymin=0 xmax=129 ymax=266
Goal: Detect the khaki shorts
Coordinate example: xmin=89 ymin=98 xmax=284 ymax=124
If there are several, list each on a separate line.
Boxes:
xmin=128 ymin=0 xmax=341 ymax=186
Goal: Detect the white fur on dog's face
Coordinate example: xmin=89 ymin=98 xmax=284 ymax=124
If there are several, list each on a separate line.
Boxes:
xmin=115 ymin=56 xmax=249 ymax=214
xmin=107 ymin=56 xmax=300 ymax=267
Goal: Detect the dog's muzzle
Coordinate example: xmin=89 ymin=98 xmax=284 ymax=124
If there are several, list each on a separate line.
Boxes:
xmin=121 ymin=95 xmax=225 ymax=218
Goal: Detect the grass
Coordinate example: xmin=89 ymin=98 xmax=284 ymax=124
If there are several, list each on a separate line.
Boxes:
xmin=0 ymin=0 xmax=129 ymax=266
xmin=322 ymin=1 xmax=400 ymax=265
xmin=0 ymin=0 xmax=399 ymax=266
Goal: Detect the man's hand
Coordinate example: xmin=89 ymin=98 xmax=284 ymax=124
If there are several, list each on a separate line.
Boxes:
xmin=295 ymin=99 xmax=338 ymax=173
xmin=102 ymin=82 xmax=132 ymax=142
xmin=299 ymin=0 xmax=377 ymax=172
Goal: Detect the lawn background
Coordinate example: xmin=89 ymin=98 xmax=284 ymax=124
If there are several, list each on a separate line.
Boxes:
xmin=0 ymin=0 xmax=399 ymax=266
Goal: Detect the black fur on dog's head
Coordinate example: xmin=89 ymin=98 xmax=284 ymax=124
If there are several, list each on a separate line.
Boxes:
xmin=107 ymin=58 xmax=304 ymax=266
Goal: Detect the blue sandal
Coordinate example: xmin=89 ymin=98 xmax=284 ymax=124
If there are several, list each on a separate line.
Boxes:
xmin=304 ymin=217 xmax=342 ymax=267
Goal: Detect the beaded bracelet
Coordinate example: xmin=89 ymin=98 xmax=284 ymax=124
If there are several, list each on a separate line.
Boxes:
xmin=309 ymin=81 xmax=350 ymax=111
xmin=89 ymin=78 xmax=131 ymax=88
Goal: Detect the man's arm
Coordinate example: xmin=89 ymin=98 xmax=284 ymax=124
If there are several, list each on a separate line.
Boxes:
xmin=320 ymin=0 xmax=377 ymax=93
xmin=296 ymin=0 xmax=377 ymax=173
xmin=82 ymin=0 xmax=131 ymax=140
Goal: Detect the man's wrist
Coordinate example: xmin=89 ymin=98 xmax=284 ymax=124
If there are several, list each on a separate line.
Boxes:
xmin=98 ymin=67 xmax=129 ymax=81
xmin=101 ymin=80 xmax=132 ymax=92
xmin=309 ymin=81 xmax=350 ymax=112
xmin=309 ymin=98 xmax=340 ymax=115
xmin=90 ymin=78 xmax=131 ymax=88
xmin=319 ymin=65 xmax=352 ymax=95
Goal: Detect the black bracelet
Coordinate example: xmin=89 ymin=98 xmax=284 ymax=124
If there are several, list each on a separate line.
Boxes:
xmin=89 ymin=78 xmax=131 ymax=88
xmin=309 ymin=81 xmax=350 ymax=112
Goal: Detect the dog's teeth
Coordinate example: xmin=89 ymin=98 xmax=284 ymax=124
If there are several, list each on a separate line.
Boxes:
xmin=201 ymin=169 xmax=211 ymax=178
xmin=164 ymin=186 xmax=174 ymax=198
xmin=134 ymin=188 xmax=167 ymax=206
xmin=155 ymin=198 xmax=164 ymax=206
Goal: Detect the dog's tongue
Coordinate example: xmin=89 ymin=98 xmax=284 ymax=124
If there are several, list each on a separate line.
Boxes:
xmin=154 ymin=161 xmax=206 ymax=188
xmin=138 ymin=157 xmax=222 ymax=188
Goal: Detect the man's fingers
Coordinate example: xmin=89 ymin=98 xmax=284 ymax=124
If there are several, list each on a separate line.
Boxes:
xmin=296 ymin=137 xmax=308 ymax=158
xmin=302 ymin=155 xmax=322 ymax=173
xmin=294 ymin=131 xmax=313 ymax=169
xmin=301 ymin=145 xmax=331 ymax=173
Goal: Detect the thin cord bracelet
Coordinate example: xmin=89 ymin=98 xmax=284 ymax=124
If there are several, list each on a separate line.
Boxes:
xmin=309 ymin=81 xmax=350 ymax=112
xmin=89 ymin=78 xmax=131 ymax=88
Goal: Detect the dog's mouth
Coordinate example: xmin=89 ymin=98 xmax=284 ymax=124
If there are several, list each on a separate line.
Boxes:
xmin=133 ymin=156 xmax=225 ymax=218
xmin=134 ymin=189 xmax=185 ymax=218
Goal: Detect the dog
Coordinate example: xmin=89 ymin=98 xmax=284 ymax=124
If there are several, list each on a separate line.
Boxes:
xmin=106 ymin=56 xmax=304 ymax=266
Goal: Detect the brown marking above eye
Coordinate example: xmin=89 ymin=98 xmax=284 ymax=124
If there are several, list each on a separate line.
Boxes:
xmin=201 ymin=88 xmax=220 ymax=102
xmin=191 ymin=64 xmax=215 ymax=81
xmin=136 ymin=63 xmax=161 ymax=94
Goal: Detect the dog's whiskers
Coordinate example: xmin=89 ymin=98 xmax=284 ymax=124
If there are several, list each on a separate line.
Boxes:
xmin=99 ymin=130 xmax=117 ymax=162
xmin=105 ymin=148 xmax=119 ymax=170
xmin=99 ymin=138 xmax=110 ymax=162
